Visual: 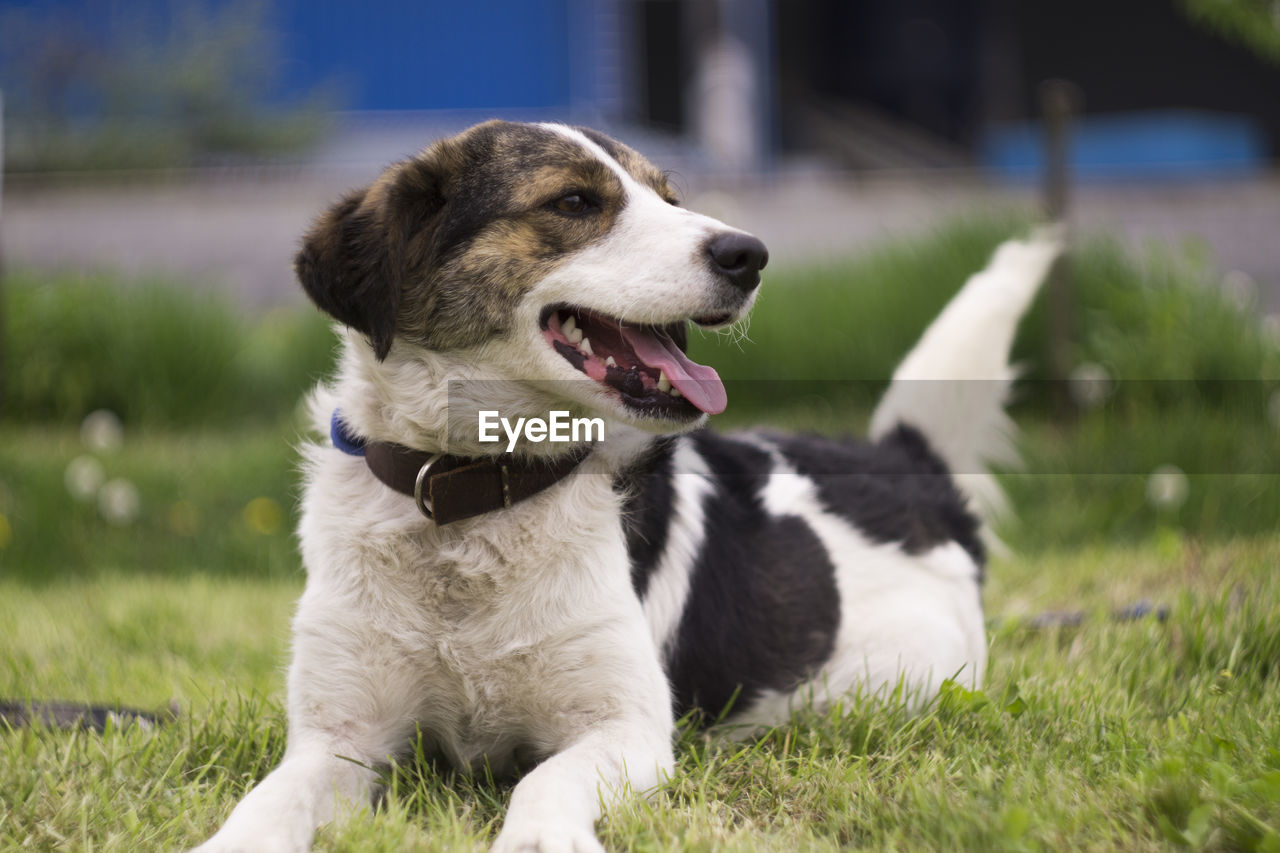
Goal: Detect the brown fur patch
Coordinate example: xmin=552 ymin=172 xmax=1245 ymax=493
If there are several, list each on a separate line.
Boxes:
xmin=296 ymin=120 xmax=669 ymax=356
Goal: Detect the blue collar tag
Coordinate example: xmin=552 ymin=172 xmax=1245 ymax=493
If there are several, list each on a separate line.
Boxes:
xmin=330 ymin=410 xmax=367 ymax=457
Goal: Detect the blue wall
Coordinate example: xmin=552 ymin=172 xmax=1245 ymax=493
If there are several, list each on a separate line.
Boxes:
xmin=981 ymin=110 xmax=1268 ymax=180
xmin=0 ymin=0 xmax=578 ymax=112
xmin=274 ymin=0 xmax=574 ymax=111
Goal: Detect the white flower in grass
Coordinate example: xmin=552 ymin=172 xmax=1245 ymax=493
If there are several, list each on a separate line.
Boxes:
xmin=98 ymin=478 xmax=141 ymax=525
xmin=1068 ymin=362 xmax=1112 ymax=410
xmin=81 ymin=409 xmax=123 ymax=452
xmin=1222 ymin=270 xmax=1257 ymax=309
xmin=65 ymin=455 xmax=105 ymax=501
xmin=1263 ymin=315 xmax=1280 ymax=347
xmin=1146 ymin=464 xmax=1189 ymax=511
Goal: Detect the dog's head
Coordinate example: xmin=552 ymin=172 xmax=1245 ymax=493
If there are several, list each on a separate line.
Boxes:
xmin=297 ymin=120 xmax=766 ymax=434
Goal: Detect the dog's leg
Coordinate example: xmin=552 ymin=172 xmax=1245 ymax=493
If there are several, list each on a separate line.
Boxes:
xmin=492 ymin=722 xmax=674 ymax=853
xmin=192 ymin=737 xmax=380 ymax=853
xmin=194 ymin=603 xmax=423 ymax=853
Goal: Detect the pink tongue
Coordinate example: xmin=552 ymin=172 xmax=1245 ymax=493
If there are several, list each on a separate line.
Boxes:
xmin=619 ymin=326 xmax=728 ymax=414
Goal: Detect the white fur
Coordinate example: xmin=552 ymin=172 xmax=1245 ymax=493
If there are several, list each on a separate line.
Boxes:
xmin=199 ymin=402 xmax=676 ymax=852
xmin=195 ymin=123 xmax=1057 ymax=852
xmin=641 ymin=439 xmax=715 ymax=659
xmin=870 ymin=226 xmax=1063 ymax=519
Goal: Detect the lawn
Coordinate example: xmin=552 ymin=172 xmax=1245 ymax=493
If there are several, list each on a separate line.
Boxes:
xmin=3 ymin=532 xmax=1278 ymax=850
xmin=2 ymin=218 xmax=1278 ymax=850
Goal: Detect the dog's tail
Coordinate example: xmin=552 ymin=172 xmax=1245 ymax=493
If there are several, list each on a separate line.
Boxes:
xmin=869 ymin=226 xmax=1063 ymax=522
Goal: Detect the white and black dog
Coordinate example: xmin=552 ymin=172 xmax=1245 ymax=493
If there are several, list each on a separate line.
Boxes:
xmin=196 ymin=120 xmax=1060 ymax=852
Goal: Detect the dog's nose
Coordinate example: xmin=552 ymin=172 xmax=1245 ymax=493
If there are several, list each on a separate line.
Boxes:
xmin=706 ymin=232 xmax=768 ymax=292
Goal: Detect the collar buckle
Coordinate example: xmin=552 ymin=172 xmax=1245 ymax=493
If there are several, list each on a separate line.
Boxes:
xmin=412 ymin=454 xmax=444 ymax=520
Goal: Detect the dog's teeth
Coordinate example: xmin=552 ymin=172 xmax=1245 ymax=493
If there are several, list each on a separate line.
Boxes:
xmin=670 ymin=386 xmax=682 ymax=398
xmin=563 ymin=315 xmax=583 ymax=344
xmin=657 ymin=371 xmax=671 ymax=393
xmin=604 ymin=356 xmax=616 ymax=367
xmin=579 ymin=337 xmax=593 ymax=355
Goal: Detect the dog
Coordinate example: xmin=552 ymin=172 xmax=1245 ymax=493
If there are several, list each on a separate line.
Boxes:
xmin=195 ymin=120 xmax=1060 ymax=852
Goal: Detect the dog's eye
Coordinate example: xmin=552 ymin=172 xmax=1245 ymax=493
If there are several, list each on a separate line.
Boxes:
xmin=552 ymin=193 xmax=594 ymax=215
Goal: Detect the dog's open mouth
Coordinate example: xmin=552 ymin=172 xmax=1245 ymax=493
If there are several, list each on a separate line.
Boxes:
xmin=541 ymin=306 xmax=728 ymax=416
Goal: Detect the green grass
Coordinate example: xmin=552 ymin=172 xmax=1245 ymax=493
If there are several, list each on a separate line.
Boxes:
xmin=3 ymin=270 xmax=336 ymax=427
xmin=0 ymin=425 xmax=305 ymax=584
xmin=3 ymin=217 xmax=1279 ymax=849
xmin=2 ymin=414 xmax=1273 ymax=584
xmin=2 ymin=539 xmax=1278 ymax=850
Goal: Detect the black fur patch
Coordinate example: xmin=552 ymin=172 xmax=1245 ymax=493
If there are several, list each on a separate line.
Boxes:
xmin=770 ymin=425 xmax=986 ymax=570
xmin=662 ymin=432 xmax=840 ymax=720
xmin=616 ymin=439 xmax=676 ymax=597
xmin=294 ymin=188 xmax=406 ymax=359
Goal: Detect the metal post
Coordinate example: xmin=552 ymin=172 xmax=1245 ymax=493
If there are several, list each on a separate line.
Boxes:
xmin=1039 ymin=79 xmax=1081 ymax=416
xmin=1041 ymin=79 xmax=1080 ymax=220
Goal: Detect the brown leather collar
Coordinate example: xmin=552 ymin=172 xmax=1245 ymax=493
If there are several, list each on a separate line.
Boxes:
xmin=362 ymin=441 xmax=592 ymax=525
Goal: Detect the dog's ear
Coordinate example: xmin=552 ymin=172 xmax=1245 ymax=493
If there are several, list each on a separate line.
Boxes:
xmin=294 ymin=189 xmax=397 ymax=359
xmin=294 ymin=161 xmax=448 ymax=360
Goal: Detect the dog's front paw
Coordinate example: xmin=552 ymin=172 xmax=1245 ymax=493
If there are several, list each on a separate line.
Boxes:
xmin=191 ymin=836 xmax=307 ymax=853
xmin=191 ymin=820 xmax=312 ymax=853
xmin=491 ymin=820 xmax=606 ymax=853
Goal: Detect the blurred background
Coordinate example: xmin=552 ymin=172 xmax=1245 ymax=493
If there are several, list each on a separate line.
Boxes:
xmin=0 ymin=0 xmax=1278 ymax=575
xmin=4 ymin=0 xmax=1280 ymax=303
